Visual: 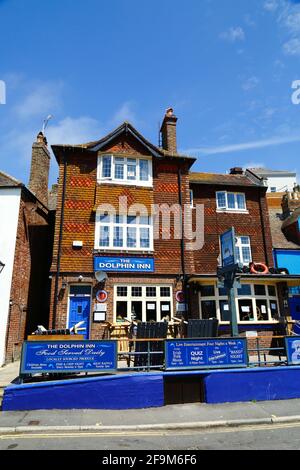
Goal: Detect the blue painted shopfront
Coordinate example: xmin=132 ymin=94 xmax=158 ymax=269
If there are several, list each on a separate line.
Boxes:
xmin=274 ymin=249 xmax=300 ymax=275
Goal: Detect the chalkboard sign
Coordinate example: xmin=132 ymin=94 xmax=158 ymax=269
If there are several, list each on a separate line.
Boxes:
xmin=20 ymin=340 xmax=118 ymax=375
xmin=285 ymin=337 xmax=300 ymax=366
xmin=165 ymin=338 xmax=248 ymax=370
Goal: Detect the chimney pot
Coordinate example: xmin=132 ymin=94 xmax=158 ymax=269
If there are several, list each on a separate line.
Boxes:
xmin=230 ymin=167 xmax=244 ymax=175
xmin=160 ymin=107 xmax=178 ymax=153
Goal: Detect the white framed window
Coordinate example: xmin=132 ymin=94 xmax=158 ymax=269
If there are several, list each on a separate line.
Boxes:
xmin=198 ymin=283 xmax=279 ymax=324
xmin=95 ymin=213 xmax=153 ymax=251
xmin=114 ymin=284 xmax=173 ymax=322
xmin=97 ymin=154 xmax=152 ymax=187
xmin=216 ymin=191 xmax=247 ymax=212
xmin=235 ymin=236 xmax=252 ymax=265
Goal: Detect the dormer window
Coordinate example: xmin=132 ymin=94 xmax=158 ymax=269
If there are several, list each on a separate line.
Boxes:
xmin=216 ymin=191 xmax=247 ymax=212
xmin=98 ymin=154 xmax=152 ymax=187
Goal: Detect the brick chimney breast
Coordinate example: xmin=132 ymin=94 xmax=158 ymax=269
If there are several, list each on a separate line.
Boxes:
xmin=28 ymin=132 xmax=51 ymax=207
xmin=160 ymin=107 xmax=178 ymax=154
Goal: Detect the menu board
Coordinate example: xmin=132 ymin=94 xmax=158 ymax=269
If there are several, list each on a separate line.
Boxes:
xmin=165 ymin=338 xmax=248 ymax=370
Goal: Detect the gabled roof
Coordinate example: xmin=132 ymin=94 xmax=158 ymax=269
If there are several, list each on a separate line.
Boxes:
xmin=51 ymin=121 xmax=196 ymax=163
xmin=0 ymin=170 xmax=22 ymax=188
xmin=248 ymin=167 xmax=297 ymax=177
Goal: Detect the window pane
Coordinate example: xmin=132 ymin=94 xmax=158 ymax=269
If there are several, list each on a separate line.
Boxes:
xmin=200 ymin=285 xmax=215 ymax=297
xmin=116 ymin=301 xmax=127 ymax=320
xmin=117 ymin=287 xmax=127 ymax=297
xmin=70 ymin=286 xmax=91 ymax=296
xmin=146 ymin=287 xmax=156 ymax=297
xmin=127 ymin=227 xmax=137 ymax=247
xmin=132 ymin=287 xmax=142 ymax=297
xmin=220 ymin=300 xmax=230 ymax=321
xmin=201 ymin=301 xmax=216 ymax=320
xmin=256 ymin=300 xmax=269 ymax=321
xmin=237 ymin=284 xmax=252 ymax=296
xmin=227 ymin=193 xmax=235 ymax=209
xmin=270 ymin=301 xmax=279 ymax=319
xmin=219 ymin=287 xmax=227 ymax=296
xmin=140 ymin=160 xmax=149 ymax=181
xmin=140 ymin=216 xmax=150 ymax=225
xmin=242 ymin=246 xmax=252 ymax=263
xmin=237 ymin=194 xmax=246 ymax=210
xmin=99 ymin=226 xmax=110 ymax=247
xmin=217 ymin=192 xmax=226 ymax=208
xmin=113 ymin=226 xmax=123 ymax=247
xmin=114 ymin=157 xmax=124 ymax=179
xmin=160 ymin=287 xmax=171 ymax=297
xmin=102 ymin=156 xmax=111 ymax=178
xmin=127 ymin=159 xmax=137 ymax=180
xmin=127 ymin=216 xmax=137 ymax=225
xmin=240 ymin=236 xmax=250 ymax=245
xmin=254 ymin=285 xmax=266 ymax=296
xmin=114 ymin=215 xmax=123 ymax=224
xmin=140 ymin=227 xmax=150 ymax=248
xmin=100 ymin=213 xmax=110 ymax=223
xmin=238 ymin=299 xmax=254 ymax=321
xmin=268 ymin=285 xmax=276 ymax=297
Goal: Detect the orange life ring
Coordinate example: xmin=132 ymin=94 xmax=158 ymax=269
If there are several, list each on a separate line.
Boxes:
xmin=250 ymin=262 xmax=269 ymax=275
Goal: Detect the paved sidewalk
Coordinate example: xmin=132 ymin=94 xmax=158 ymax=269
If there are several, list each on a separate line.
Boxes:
xmin=0 ymin=362 xmax=20 ymax=389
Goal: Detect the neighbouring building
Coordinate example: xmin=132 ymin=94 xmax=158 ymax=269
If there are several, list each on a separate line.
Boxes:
xmin=249 ymin=167 xmax=297 ymax=193
xmin=0 ymin=133 xmax=54 ymax=365
xmin=48 ymin=109 xmax=300 ymax=348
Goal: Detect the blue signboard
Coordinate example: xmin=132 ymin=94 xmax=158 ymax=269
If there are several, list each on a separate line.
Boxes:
xmin=165 ymin=338 xmax=248 ymax=370
xmin=220 ymin=228 xmax=237 ymax=268
xmin=20 ymin=341 xmax=118 ymax=375
xmin=94 ymin=256 xmax=155 ymax=273
xmin=285 ymin=337 xmax=300 ymax=366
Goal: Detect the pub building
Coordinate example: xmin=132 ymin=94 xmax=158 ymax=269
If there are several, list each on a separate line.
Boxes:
xmin=49 ymin=109 xmax=300 ymax=346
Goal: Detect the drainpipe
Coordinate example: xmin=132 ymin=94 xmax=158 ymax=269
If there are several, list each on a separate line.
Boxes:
xmin=259 ymin=189 xmax=270 ymax=267
xmin=177 ymin=168 xmax=188 ymax=319
xmin=53 ymin=151 xmax=67 ymax=328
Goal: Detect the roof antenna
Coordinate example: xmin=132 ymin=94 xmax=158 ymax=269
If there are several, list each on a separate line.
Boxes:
xmin=42 ymin=114 xmax=54 ymax=135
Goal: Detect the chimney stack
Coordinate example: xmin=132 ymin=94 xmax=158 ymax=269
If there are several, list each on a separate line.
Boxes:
xmin=160 ymin=108 xmax=178 ymax=153
xmin=28 ymin=132 xmax=50 ymax=207
xmin=230 ymin=167 xmax=244 ymax=175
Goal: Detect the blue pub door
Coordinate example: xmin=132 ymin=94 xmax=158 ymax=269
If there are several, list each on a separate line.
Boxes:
xmin=69 ymin=296 xmax=91 ymax=339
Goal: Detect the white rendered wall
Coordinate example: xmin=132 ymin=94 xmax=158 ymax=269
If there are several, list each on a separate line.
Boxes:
xmin=0 ymin=188 xmax=21 ymax=366
xmin=266 ymin=175 xmax=297 ymax=193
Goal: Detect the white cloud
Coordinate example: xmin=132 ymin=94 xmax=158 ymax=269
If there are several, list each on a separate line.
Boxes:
xmin=183 ymin=135 xmax=300 ymax=156
xmin=283 ymin=38 xmax=300 ymax=56
xmin=110 ymin=101 xmax=137 ymax=126
xmin=263 ymin=0 xmax=280 ymax=12
xmin=220 ymin=27 xmax=245 ymax=43
xmin=14 ymin=81 xmax=64 ymax=119
xmin=47 ymin=116 xmax=102 ymax=145
xmin=242 ymin=76 xmax=260 ymax=91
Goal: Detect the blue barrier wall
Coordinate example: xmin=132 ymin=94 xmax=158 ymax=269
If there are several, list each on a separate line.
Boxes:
xmin=2 ymin=373 xmax=164 ymax=411
xmin=204 ymin=367 xmax=300 ymax=403
xmin=4 ymin=367 xmax=300 ymax=411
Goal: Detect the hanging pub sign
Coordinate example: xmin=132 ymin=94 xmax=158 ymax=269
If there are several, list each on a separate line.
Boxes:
xmin=220 ymin=227 xmax=237 ymax=269
xmin=20 ymin=340 xmax=118 ymax=376
xmin=165 ymin=338 xmax=248 ymax=370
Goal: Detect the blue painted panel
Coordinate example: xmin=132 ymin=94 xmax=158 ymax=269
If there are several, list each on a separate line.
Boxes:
xmin=94 ymin=256 xmax=154 ymax=273
xmin=204 ymin=368 xmax=300 ymax=403
xmin=69 ymin=296 xmax=90 ymax=339
xmin=2 ymin=374 xmax=164 ymax=411
xmin=165 ymin=338 xmax=248 ymax=370
xmin=20 ymin=341 xmax=117 ymax=375
xmin=274 ymin=249 xmax=300 ymax=275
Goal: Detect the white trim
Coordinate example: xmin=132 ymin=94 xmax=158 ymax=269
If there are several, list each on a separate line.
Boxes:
xmin=198 ymin=282 xmax=279 ymax=324
xmin=216 ymin=191 xmax=247 ymax=212
xmin=114 ymin=284 xmax=173 ymax=323
xmin=95 ymin=213 xmax=154 ymax=252
xmin=97 ymin=154 xmax=153 ymax=188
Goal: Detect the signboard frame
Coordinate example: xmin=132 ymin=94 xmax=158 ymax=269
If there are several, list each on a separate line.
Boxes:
xmin=285 ymin=336 xmax=300 ymax=366
xmin=165 ymin=338 xmax=248 ymax=371
xmin=20 ymin=340 xmax=118 ymax=377
xmin=94 ymin=256 xmax=155 ymax=273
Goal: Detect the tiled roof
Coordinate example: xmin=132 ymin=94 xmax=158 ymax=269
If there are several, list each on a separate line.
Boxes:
xmin=0 ymin=171 xmax=22 ymax=188
xmin=189 ymin=172 xmax=263 ymax=187
xmin=269 ymin=207 xmax=299 ymax=249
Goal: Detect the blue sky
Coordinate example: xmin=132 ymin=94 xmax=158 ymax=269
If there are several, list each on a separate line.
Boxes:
xmin=1 ymin=0 xmax=300 ymax=185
